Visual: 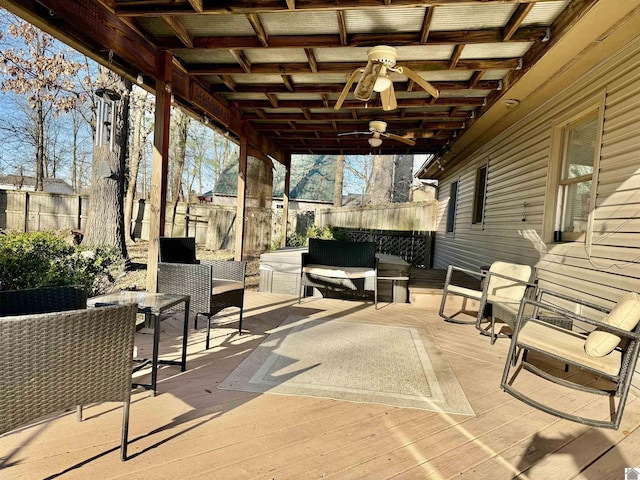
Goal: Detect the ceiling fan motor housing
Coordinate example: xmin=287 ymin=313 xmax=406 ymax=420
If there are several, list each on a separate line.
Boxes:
xmin=369 ymin=120 xmax=388 ymax=133
xmin=367 ymin=46 xmax=398 ymax=68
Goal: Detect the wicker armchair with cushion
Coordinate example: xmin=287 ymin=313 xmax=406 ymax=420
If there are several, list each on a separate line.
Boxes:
xmin=157 ymin=260 xmax=246 ymax=349
xmin=0 ymin=304 xmax=138 ymax=460
xmin=501 ymin=289 xmax=640 ymax=429
xmin=439 ymin=261 xmax=534 ymax=333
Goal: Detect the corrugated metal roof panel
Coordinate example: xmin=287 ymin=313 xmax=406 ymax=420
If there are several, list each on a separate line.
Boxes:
xmin=244 ymin=48 xmax=307 ymax=63
xmin=233 ymin=74 xmax=287 ymax=84
xmin=181 ymin=14 xmax=254 ymax=36
xmin=522 ymin=1 xmax=571 ymax=26
xmin=291 ymin=73 xmax=351 ymax=84
xmin=344 ymin=8 xmax=427 ymax=34
xmin=174 ymin=49 xmax=235 ymax=64
xmin=314 ymin=47 xmax=372 ymax=63
xmin=135 ymin=17 xmax=172 ymax=36
xmin=482 ymin=69 xmax=512 ymax=81
xmin=395 ymin=45 xmax=456 ymax=61
xmin=226 ymin=93 xmax=268 ymax=101
xmin=431 ymin=4 xmax=517 ymax=31
xmin=461 ymin=42 xmax=533 ymax=59
xmin=260 ymin=11 xmax=340 ymax=35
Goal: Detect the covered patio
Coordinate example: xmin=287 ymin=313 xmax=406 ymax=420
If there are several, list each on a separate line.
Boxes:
xmin=1 ymin=292 xmax=638 ymax=479
xmin=2 ymin=0 xmax=640 ymax=478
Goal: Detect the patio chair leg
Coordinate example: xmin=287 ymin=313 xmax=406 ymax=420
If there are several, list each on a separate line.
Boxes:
xmin=238 ymin=307 xmax=243 ymax=334
xmin=206 ymin=315 xmax=212 ymax=350
xmin=121 ymin=399 xmax=130 ymax=461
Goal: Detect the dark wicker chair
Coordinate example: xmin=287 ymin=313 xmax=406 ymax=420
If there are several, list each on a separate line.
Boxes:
xmin=501 ymin=289 xmax=640 ymax=429
xmin=0 ymin=285 xmax=87 ymax=316
xmin=157 ymin=260 xmax=246 ymax=349
xmin=159 ymin=236 xmax=199 ymax=264
xmin=0 ymin=304 xmax=138 ymax=460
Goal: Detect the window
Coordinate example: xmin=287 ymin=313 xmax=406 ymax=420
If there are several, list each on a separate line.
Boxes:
xmin=472 ymin=165 xmax=488 ymax=225
xmin=446 ymin=180 xmax=458 ymax=233
xmin=555 ymin=114 xmax=598 ymax=241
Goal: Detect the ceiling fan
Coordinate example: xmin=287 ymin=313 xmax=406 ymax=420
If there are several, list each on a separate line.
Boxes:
xmin=334 ymin=45 xmax=439 ymax=111
xmin=338 ymin=120 xmax=416 ymax=147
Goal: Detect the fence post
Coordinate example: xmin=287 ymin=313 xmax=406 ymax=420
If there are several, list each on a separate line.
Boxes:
xmin=23 ymin=191 xmax=29 ymax=232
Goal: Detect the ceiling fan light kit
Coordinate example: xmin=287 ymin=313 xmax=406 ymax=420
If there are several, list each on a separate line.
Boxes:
xmin=334 ymin=45 xmax=439 ymax=112
xmin=368 ymin=137 xmax=383 ymax=147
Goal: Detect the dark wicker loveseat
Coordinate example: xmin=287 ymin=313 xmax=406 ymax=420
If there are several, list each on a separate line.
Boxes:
xmin=298 ymin=238 xmax=378 ymax=306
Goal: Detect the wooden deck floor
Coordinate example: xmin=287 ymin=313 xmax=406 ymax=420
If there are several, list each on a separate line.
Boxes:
xmin=1 ymin=291 xmax=639 ymax=479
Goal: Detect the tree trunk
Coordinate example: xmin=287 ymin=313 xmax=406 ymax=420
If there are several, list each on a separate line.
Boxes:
xmin=82 ymin=67 xmax=130 ymax=261
xmin=35 ymin=99 xmax=44 ymax=191
xmin=124 ymin=91 xmax=151 ymax=242
xmin=333 ymin=154 xmax=344 ymax=207
xmin=168 ymin=109 xmax=188 ymax=235
xmin=364 ymin=154 xmax=393 ymax=205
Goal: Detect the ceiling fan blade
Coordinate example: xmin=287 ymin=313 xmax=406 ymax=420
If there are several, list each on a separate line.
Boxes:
xmin=401 ymin=66 xmax=439 ymax=99
xmin=380 ymin=84 xmax=397 ymax=111
xmin=334 ymin=68 xmax=362 ymax=110
xmin=354 ymin=61 xmax=381 ymax=101
xmin=384 ymin=132 xmax=416 ymax=146
xmin=338 ymin=131 xmax=371 ymax=136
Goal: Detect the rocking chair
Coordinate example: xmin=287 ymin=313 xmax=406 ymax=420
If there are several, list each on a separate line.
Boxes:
xmin=501 ymin=289 xmax=640 ymax=429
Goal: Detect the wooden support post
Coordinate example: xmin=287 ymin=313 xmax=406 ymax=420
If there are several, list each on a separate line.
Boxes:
xmin=280 ymin=153 xmax=291 ymax=248
xmin=146 ymin=50 xmax=172 ymax=293
xmin=234 ymin=135 xmax=248 ymax=261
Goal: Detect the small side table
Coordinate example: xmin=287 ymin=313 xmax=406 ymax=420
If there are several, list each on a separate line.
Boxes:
xmin=376 ymin=275 xmax=410 ymax=306
xmin=88 ymin=291 xmax=190 ymax=396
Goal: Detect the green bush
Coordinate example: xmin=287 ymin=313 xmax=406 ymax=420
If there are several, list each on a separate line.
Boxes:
xmin=0 ymin=230 xmax=124 ymax=295
xmin=286 ymin=225 xmax=350 ymax=247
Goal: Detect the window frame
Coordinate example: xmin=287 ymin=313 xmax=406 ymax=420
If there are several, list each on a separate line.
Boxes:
xmin=544 ymin=93 xmax=605 ymax=244
xmin=445 ymin=179 xmax=458 ymax=235
xmin=472 ymin=164 xmax=488 ymax=227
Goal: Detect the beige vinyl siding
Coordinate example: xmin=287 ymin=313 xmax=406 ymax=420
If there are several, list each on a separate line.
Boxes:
xmin=432 ymin=32 xmax=640 ymax=387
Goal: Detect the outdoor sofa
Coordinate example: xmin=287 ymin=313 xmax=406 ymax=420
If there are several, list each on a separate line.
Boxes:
xmin=299 ymin=238 xmax=378 ymax=307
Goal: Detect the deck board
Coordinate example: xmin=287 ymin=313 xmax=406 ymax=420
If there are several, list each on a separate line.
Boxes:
xmin=1 ymin=291 xmax=639 ymax=479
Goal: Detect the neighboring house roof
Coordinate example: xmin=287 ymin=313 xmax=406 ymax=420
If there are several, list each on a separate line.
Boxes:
xmin=0 ymin=175 xmax=74 ymax=194
xmin=215 ymin=155 xmax=336 ymax=203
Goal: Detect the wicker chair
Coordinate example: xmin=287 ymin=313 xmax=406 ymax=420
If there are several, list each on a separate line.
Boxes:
xmin=157 ymin=260 xmax=246 ymax=349
xmin=439 ymin=262 xmax=533 ymax=332
xmin=0 ymin=304 xmax=138 ymax=460
xmin=0 ymin=285 xmax=87 ymax=315
xmin=159 ymin=236 xmax=199 ymax=264
xmin=501 ymin=289 xmax=640 ymax=429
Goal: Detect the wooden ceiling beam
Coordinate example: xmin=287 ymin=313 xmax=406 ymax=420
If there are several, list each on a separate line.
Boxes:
xmin=246 ymin=13 xmax=269 ymax=47
xmin=116 ymin=0 xmax=558 ymax=17
xmin=220 ymin=74 xmax=237 ymax=91
xmin=190 ymin=58 xmax=520 ymax=75
xmin=503 ymin=3 xmax=535 ymax=41
xmin=214 ymin=79 xmax=500 ymax=94
xmin=281 ymin=73 xmax=294 ymax=92
xmin=336 ymin=11 xmax=348 ymax=46
xmin=467 ymin=70 xmax=484 ymax=89
xmin=448 ymin=45 xmax=464 ymax=70
xmin=255 ymin=109 xmax=268 ymax=119
xmin=285 ymin=0 xmax=295 ymax=10
xmin=255 ymin=121 xmax=464 ymax=133
xmin=161 ymin=16 xmax=193 ymax=49
xmin=304 ymin=48 xmax=318 ymax=73
xmin=229 ymin=49 xmax=252 ymax=73
xmin=160 ymin=28 xmax=548 ymax=50
xmin=244 ymin=110 xmax=470 ymax=121
xmin=302 ymin=108 xmax=312 ymax=120
xmin=187 ymin=0 xmax=203 ymax=13
xmin=233 ymin=96 xmax=484 ymax=109
xmin=419 ymin=6 xmax=435 ymax=43
xmin=266 ymin=93 xmax=279 ymax=107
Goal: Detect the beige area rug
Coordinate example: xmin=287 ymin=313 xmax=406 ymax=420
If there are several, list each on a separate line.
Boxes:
xmin=218 ymin=315 xmax=474 ymax=415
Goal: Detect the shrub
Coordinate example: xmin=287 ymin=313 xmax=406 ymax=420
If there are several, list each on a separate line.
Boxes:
xmin=286 ymin=225 xmax=350 ymax=247
xmin=0 ymin=230 xmax=124 ymax=295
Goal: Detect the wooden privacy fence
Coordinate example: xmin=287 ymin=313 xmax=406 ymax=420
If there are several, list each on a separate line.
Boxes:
xmin=0 ymin=190 xmax=88 ymax=232
xmin=315 ymin=201 xmax=438 ymax=232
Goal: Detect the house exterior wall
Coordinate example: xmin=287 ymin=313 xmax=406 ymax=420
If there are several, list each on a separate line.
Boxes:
xmin=434 ymin=33 xmax=640 ymax=324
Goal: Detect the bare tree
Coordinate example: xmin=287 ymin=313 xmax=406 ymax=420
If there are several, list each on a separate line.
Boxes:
xmin=82 ymin=66 xmax=130 ymax=259
xmin=168 ymin=108 xmax=188 ymax=234
xmin=124 ymin=88 xmax=153 ymax=242
xmin=0 ymin=14 xmax=86 ymax=190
